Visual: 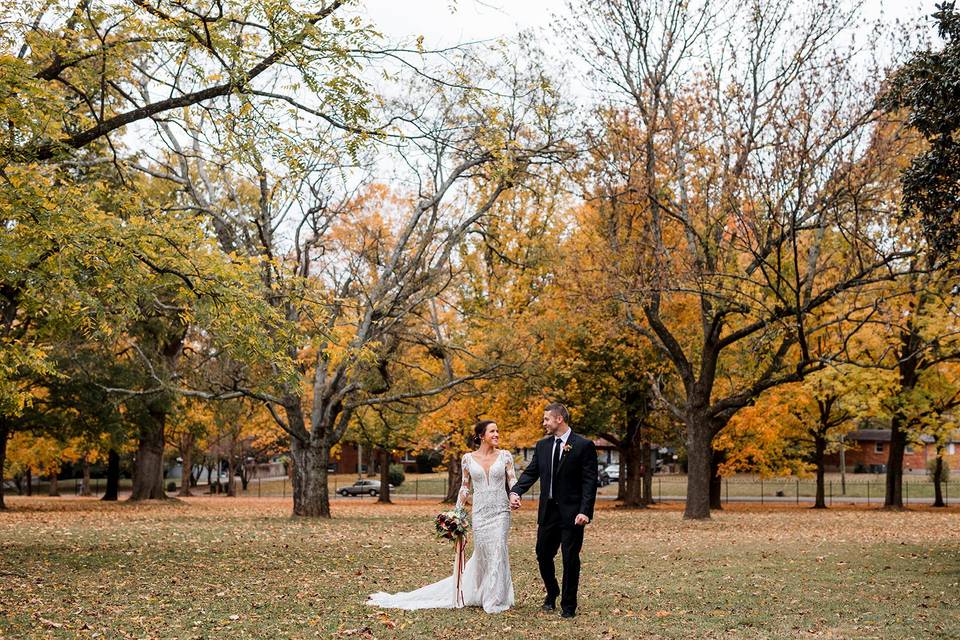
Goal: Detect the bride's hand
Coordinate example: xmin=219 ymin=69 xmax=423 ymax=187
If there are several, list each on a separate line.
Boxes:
xmin=574 ymin=514 xmax=590 ymax=526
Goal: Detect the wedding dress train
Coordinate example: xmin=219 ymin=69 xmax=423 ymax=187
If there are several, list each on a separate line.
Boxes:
xmin=367 ymin=449 xmax=516 ymax=613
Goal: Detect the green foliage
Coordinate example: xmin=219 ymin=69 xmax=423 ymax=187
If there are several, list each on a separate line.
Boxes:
xmin=415 ymin=450 xmax=443 ymax=473
xmin=388 ymin=463 xmax=405 ymax=487
xmin=883 ymin=2 xmax=960 ymax=257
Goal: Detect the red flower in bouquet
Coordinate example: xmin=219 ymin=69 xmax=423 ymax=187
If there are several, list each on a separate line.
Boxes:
xmin=434 ymin=508 xmax=470 ymax=541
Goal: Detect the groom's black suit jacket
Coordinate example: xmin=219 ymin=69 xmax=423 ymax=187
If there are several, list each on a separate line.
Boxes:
xmin=510 ymin=431 xmax=599 ymax=525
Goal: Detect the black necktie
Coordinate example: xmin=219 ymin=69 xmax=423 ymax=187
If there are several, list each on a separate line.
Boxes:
xmin=551 ymin=437 xmax=562 ymax=497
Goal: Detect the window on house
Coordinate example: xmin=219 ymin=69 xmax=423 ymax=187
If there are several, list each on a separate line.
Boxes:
xmin=904 ymin=445 xmax=915 ymax=455
xmin=949 ymin=444 xmax=956 ymax=456
xmin=875 ymin=442 xmax=885 ymax=454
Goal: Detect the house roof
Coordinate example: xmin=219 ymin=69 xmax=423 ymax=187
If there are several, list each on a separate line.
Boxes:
xmin=845 ymin=429 xmax=958 ymax=444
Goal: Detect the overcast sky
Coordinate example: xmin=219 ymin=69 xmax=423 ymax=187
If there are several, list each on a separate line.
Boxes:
xmin=361 ymin=0 xmax=938 ymax=50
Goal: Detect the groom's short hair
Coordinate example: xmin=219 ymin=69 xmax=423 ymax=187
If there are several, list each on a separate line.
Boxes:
xmin=545 ymin=402 xmax=569 ymax=424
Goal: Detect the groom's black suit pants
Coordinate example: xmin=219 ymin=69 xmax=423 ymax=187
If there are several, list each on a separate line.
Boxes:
xmin=536 ymin=498 xmax=585 ymax=614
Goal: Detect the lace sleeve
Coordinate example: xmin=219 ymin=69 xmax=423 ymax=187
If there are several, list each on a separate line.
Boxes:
xmin=456 ymin=453 xmax=472 ymax=510
xmin=504 ymin=450 xmax=517 ymax=491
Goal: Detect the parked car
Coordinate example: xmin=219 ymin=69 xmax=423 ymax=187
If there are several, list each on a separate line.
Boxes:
xmin=597 ymin=464 xmax=611 ymax=487
xmin=338 ymin=479 xmax=393 ymax=497
xmin=605 ymin=463 xmax=622 ymax=481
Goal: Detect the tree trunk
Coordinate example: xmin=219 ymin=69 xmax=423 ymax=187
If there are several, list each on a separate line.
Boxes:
xmin=26 ymin=467 xmax=32 ymax=496
xmin=884 ymin=414 xmax=907 ymax=508
xmin=932 ymin=453 xmax=945 ymax=508
xmin=621 ymin=438 xmax=644 ymax=507
xmin=378 ymin=448 xmax=392 ymax=504
xmin=443 ymin=454 xmax=462 ymax=504
xmin=615 ymin=456 xmax=626 ymax=500
xmin=102 ymin=449 xmax=120 ymax=501
xmin=227 ymin=450 xmax=236 ymax=497
xmin=641 ymin=441 xmax=655 ymax=506
xmin=240 ymin=460 xmax=251 ymax=491
xmin=367 ymin=445 xmax=377 ymax=477
xmin=290 ymin=436 xmax=331 ymax=517
xmin=80 ymin=460 xmax=92 ymax=497
xmin=206 ymin=462 xmax=216 ymax=494
xmin=0 ymin=420 xmax=7 ymax=510
xmin=813 ymin=433 xmax=827 ymax=509
xmin=684 ymin=419 xmax=712 ymax=519
xmin=886 ymin=323 xmax=919 ymax=509
xmin=178 ymin=432 xmax=194 ymax=497
xmin=709 ymin=448 xmax=723 ymax=511
xmin=48 ymin=473 xmax=60 ymax=497
xmin=129 ymin=407 xmax=167 ymax=501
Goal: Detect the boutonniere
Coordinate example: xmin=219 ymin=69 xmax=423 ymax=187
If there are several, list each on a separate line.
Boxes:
xmin=562 ymin=444 xmax=573 ymax=453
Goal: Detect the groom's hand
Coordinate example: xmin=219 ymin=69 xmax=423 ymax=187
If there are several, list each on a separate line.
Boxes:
xmin=509 ymin=492 xmax=521 ymax=510
xmin=574 ymin=514 xmax=590 ymax=526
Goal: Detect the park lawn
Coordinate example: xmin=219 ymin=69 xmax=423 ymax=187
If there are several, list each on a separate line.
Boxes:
xmin=0 ymin=498 xmax=957 ymax=640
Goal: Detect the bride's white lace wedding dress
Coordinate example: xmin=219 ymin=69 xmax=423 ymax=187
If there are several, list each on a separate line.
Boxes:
xmin=367 ymin=449 xmax=516 ymax=613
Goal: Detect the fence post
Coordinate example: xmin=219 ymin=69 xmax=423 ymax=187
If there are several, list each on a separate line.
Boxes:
xmin=283 ymin=477 xmax=286 ymax=498
xmin=796 ymin=479 xmax=800 ymax=505
xmin=829 ymin=480 xmax=833 ymax=506
xmin=725 ymin=478 xmax=729 ymax=505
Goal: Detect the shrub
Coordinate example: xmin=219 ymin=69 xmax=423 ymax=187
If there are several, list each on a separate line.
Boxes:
xmin=415 ymin=450 xmax=443 ymax=473
xmin=388 ymin=464 xmax=405 ymax=487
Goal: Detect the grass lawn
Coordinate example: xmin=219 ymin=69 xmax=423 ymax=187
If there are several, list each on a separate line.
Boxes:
xmin=1 ymin=497 xmax=958 ymax=639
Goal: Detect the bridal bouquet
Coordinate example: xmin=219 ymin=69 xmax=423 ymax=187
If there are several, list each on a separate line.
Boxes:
xmin=434 ymin=508 xmax=470 ymax=541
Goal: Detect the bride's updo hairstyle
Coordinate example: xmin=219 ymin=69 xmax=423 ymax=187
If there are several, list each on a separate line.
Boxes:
xmin=472 ymin=420 xmax=496 ymax=446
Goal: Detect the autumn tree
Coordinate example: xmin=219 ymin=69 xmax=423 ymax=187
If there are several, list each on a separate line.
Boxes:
xmin=864 ymin=288 xmax=960 ymax=508
xmin=2 ymin=0 xmax=374 ymax=502
xmin=133 ymin=38 xmax=572 ymax=516
xmin=875 ymin=2 xmax=960 ymax=508
xmin=562 ymin=0 xmax=920 ymax=518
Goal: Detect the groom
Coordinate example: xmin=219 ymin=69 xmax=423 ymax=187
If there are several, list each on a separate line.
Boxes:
xmin=510 ymin=403 xmax=599 ymax=618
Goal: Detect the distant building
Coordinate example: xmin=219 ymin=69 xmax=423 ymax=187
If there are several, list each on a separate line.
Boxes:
xmin=516 ymin=437 xmax=621 ymax=469
xmin=330 ymin=442 xmax=418 ymax=474
xmin=823 ymin=429 xmax=960 ymax=474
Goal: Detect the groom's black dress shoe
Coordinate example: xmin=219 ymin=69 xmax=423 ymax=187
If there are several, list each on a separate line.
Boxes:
xmin=541 ymin=598 xmax=556 ymax=612
xmin=561 ymin=610 xmax=576 ymax=619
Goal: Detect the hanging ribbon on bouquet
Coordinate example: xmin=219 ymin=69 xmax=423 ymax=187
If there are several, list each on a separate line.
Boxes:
xmin=454 ymin=534 xmax=466 ymax=607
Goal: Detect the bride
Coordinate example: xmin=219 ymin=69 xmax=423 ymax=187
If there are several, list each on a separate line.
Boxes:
xmin=367 ymin=420 xmax=516 ymax=613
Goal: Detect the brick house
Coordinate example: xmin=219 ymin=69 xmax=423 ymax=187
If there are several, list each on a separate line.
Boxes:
xmin=823 ymin=429 xmax=960 ymax=474
xmin=329 ymin=442 xmax=418 ymax=474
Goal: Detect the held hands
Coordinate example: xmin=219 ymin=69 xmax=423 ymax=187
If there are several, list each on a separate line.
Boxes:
xmin=509 ymin=493 xmax=522 ymax=510
xmin=574 ymin=514 xmax=590 ymax=526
